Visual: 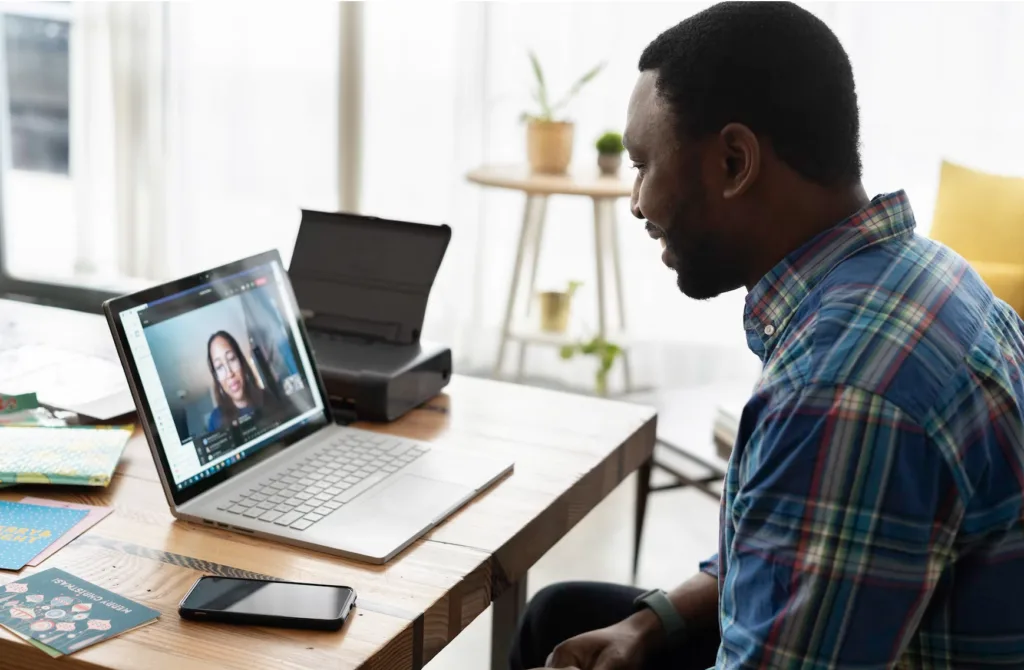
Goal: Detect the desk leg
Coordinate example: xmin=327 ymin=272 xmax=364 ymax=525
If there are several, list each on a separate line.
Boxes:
xmin=492 ymin=577 xmax=528 ymax=670
xmin=633 ymin=456 xmax=653 ymax=582
xmin=496 ymin=195 xmax=543 ymax=379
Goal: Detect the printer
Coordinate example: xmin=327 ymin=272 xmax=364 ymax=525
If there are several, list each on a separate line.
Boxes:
xmin=288 ymin=210 xmax=453 ymax=423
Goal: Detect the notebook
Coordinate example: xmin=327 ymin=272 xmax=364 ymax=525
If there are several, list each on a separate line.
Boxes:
xmin=0 ymin=426 xmax=133 ymax=487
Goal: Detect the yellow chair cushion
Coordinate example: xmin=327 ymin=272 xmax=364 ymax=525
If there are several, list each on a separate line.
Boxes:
xmin=930 ymin=161 xmax=1024 ymax=266
xmin=969 ymin=261 xmax=1024 ymax=316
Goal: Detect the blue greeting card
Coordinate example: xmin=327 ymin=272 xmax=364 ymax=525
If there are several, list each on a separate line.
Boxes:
xmin=0 ymin=501 xmax=88 ymax=570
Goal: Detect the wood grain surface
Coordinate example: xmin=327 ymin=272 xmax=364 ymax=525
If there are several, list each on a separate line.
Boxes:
xmin=0 ymin=375 xmax=656 ymax=669
xmin=466 ymin=165 xmax=633 ymax=198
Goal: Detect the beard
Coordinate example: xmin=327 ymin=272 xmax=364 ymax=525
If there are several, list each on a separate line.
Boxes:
xmin=668 ymin=235 xmax=726 ymax=300
xmin=663 ymin=195 xmax=742 ymax=301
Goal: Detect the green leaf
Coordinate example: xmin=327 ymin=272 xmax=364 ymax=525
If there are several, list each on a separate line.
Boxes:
xmin=595 ymin=131 xmax=624 ymax=154
xmin=559 ymin=344 xmax=577 ymax=359
xmin=550 ymin=60 xmax=606 ymax=115
xmin=528 ymin=50 xmax=551 ymax=118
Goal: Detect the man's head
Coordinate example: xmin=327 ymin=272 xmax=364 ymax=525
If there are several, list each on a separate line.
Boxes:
xmin=624 ymin=2 xmax=862 ymax=299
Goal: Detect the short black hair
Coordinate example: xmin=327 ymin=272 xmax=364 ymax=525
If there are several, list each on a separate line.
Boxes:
xmin=639 ymin=1 xmax=861 ymax=186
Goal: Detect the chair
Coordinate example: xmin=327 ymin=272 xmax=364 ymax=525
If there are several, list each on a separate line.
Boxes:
xmin=930 ymin=161 xmax=1024 ymax=315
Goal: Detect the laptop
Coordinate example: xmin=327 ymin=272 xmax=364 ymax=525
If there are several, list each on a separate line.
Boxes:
xmin=103 ymin=250 xmax=513 ymax=564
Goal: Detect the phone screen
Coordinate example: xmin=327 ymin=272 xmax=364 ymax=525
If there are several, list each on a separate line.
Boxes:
xmin=182 ymin=577 xmax=354 ymax=621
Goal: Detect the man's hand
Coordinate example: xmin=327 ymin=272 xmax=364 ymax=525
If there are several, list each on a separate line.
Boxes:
xmin=543 ymin=609 xmax=662 ymax=670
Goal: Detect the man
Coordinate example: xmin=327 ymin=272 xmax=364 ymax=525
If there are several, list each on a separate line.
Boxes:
xmin=511 ymin=3 xmax=1024 ymax=669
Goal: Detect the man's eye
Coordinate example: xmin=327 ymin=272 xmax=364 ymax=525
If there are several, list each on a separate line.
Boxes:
xmin=632 ymin=163 xmax=647 ymax=175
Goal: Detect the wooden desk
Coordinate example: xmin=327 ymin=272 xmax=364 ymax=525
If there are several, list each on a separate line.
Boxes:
xmin=0 ymin=376 xmax=656 ymax=670
xmin=466 ymin=165 xmax=635 ymax=394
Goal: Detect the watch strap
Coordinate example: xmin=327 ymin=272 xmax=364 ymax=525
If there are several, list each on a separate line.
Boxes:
xmin=634 ymin=588 xmax=687 ymax=641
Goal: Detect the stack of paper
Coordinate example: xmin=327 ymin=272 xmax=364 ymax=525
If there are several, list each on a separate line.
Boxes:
xmin=0 ymin=425 xmax=132 ymax=488
xmin=712 ymin=390 xmax=753 ymax=461
xmin=0 ymin=568 xmax=159 ymax=657
xmin=0 ymin=500 xmax=113 ymax=571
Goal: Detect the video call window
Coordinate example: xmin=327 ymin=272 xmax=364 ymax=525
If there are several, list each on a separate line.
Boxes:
xmin=141 ymin=274 xmax=316 ymax=466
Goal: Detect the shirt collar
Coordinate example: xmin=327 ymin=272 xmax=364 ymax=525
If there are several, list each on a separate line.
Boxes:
xmin=743 ymin=190 xmax=916 ymax=360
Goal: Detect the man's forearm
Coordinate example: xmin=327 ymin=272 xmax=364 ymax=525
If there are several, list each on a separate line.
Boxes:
xmin=667 ymin=571 xmax=719 ymax=633
xmin=621 ymin=571 xmax=719 ymax=650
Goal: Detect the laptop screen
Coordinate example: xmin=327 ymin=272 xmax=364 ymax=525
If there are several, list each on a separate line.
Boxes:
xmin=116 ymin=258 xmax=327 ymax=492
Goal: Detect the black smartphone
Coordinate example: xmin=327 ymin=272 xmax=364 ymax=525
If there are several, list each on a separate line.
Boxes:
xmin=179 ymin=576 xmax=357 ymax=631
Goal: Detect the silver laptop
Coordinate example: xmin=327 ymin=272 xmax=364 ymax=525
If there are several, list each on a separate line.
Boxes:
xmin=103 ymin=250 xmax=513 ymax=564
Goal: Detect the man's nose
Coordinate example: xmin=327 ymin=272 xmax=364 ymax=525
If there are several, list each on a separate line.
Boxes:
xmin=630 ymin=192 xmax=644 ymax=220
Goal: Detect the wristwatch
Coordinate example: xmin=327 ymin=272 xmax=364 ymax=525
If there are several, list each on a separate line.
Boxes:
xmin=632 ymin=588 xmax=687 ymax=643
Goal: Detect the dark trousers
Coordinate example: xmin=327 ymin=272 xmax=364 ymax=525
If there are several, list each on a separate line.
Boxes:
xmin=509 ymin=582 xmax=720 ymax=670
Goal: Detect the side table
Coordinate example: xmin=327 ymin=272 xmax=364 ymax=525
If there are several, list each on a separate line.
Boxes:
xmin=466 ymin=164 xmax=635 ymax=394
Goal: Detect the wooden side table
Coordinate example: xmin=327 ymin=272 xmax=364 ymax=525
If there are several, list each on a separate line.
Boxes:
xmin=467 ymin=165 xmax=635 ymax=394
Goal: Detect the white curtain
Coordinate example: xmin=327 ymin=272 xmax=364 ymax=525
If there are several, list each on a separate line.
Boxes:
xmin=71 ymin=2 xmax=341 ymax=283
xmin=71 ymin=2 xmax=168 ymax=281
xmin=360 ymin=1 xmax=1024 ymax=392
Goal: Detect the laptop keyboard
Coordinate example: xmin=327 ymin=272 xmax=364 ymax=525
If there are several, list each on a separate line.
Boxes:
xmin=217 ymin=431 xmax=429 ymax=531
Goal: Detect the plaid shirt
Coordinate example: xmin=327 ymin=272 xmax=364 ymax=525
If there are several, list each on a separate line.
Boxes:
xmin=702 ymin=191 xmax=1024 ymax=668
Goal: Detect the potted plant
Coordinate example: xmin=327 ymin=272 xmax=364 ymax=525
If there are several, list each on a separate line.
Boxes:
xmin=596 ymin=131 xmax=624 ymax=176
xmin=559 ymin=336 xmax=623 ymax=396
xmin=522 ymin=51 xmax=605 ymax=175
xmin=538 ymin=280 xmax=582 ymax=334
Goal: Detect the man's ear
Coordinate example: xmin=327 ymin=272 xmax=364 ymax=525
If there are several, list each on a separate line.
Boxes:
xmin=719 ymin=123 xmax=760 ymax=199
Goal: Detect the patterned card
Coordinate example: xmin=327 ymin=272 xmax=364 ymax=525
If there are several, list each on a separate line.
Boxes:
xmin=0 ymin=568 xmax=159 ymax=656
xmin=18 ymin=498 xmax=113 ymax=567
xmin=0 ymin=425 xmax=132 ymax=487
xmin=0 ymin=502 xmax=88 ymax=571
xmin=0 ymin=393 xmax=38 ymax=415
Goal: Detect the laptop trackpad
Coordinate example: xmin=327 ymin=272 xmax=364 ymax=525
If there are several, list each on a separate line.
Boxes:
xmin=314 ymin=474 xmax=472 ymax=558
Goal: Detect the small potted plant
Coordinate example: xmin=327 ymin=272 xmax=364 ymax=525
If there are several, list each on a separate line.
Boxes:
xmin=538 ymin=280 xmax=581 ymax=334
xmin=596 ymin=131 xmax=624 ymax=176
xmin=522 ymin=51 xmax=605 ymax=175
xmin=559 ymin=335 xmax=623 ymax=396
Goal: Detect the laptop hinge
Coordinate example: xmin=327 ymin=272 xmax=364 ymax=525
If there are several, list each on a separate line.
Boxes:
xmin=330 ymin=397 xmax=359 ymax=426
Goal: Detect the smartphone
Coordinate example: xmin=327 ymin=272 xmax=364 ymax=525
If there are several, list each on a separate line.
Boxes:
xmin=179 ymin=576 xmax=357 ymax=631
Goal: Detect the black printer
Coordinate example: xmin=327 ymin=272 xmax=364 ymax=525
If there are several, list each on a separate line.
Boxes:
xmin=288 ymin=210 xmax=452 ymax=423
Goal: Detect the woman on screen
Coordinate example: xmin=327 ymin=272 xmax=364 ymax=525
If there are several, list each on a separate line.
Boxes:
xmin=206 ymin=330 xmax=266 ymax=432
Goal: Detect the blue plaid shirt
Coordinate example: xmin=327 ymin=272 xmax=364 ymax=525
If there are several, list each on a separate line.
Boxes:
xmin=703 ymin=191 xmax=1024 ymax=668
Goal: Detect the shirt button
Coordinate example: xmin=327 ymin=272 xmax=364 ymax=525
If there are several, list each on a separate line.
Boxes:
xmin=764 ymin=324 xmax=776 ymax=336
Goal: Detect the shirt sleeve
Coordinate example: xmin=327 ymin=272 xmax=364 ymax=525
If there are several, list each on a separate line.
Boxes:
xmin=699 ymin=553 xmax=719 ymax=580
xmin=718 ymin=384 xmax=962 ymax=668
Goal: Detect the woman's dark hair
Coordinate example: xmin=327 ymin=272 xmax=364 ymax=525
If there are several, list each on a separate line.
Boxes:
xmin=207 ymin=330 xmax=264 ymax=424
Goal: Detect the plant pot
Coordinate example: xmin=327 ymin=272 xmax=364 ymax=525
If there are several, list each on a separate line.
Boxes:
xmin=597 ymin=153 xmax=622 ymax=176
xmin=538 ymin=290 xmax=572 ymax=333
xmin=527 ymin=120 xmax=574 ymax=175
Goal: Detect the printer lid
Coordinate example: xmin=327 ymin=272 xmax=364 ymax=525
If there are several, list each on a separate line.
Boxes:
xmin=288 ymin=210 xmax=450 ymax=345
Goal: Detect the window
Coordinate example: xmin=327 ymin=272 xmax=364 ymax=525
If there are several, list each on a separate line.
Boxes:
xmin=0 ymin=3 xmax=342 ymax=312
xmin=0 ymin=4 xmax=87 ymax=306
xmin=5 ymin=9 xmax=69 ymax=174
